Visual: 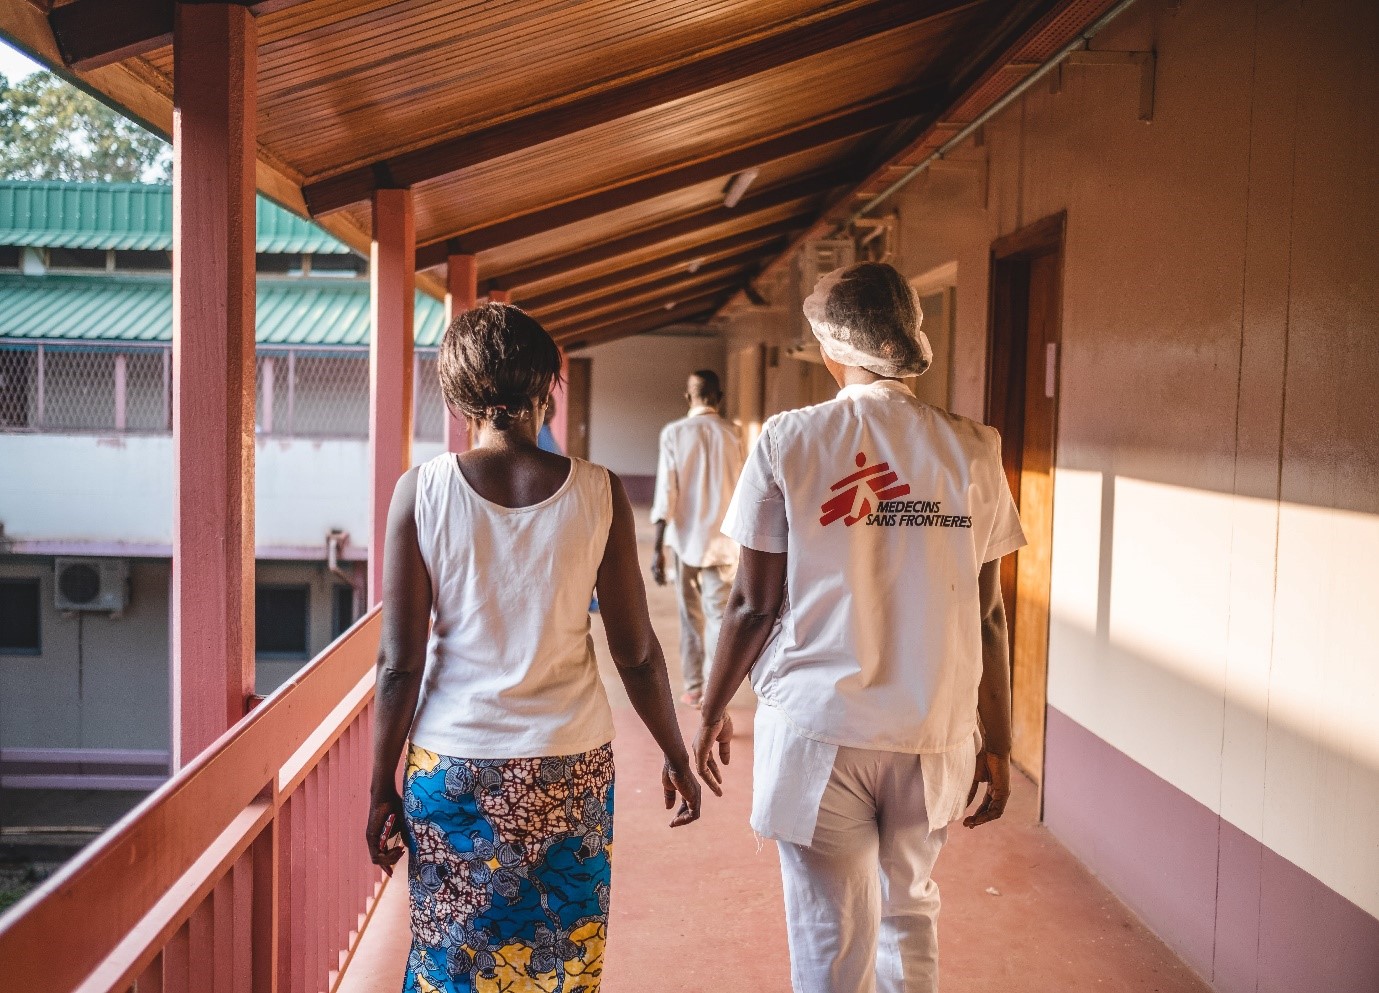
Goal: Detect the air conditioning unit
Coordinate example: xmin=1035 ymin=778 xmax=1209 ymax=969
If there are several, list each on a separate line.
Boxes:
xmin=54 ymin=558 xmax=129 ymax=614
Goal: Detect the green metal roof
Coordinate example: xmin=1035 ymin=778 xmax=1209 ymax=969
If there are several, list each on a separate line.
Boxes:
xmin=0 ymin=273 xmax=447 ymax=348
xmin=0 ymin=181 xmax=354 ymax=254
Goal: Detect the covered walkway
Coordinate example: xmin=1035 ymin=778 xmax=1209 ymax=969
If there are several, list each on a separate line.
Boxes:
xmin=0 ymin=1 xmax=1375 ymax=992
xmin=339 ymin=514 xmax=1213 ymax=993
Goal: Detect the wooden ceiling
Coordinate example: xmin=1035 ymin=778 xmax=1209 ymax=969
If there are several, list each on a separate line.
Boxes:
xmin=6 ymin=0 xmax=1111 ymax=345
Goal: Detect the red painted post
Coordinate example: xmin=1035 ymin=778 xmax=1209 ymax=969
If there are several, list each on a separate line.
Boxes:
xmin=444 ymin=253 xmax=477 ymax=453
xmin=170 ymin=2 xmax=257 ymax=769
xmin=368 ymin=187 xmax=415 ymax=605
xmin=488 ymin=288 xmax=512 ymax=304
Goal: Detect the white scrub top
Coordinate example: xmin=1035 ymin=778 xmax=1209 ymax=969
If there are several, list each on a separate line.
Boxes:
xmin=721 ymin=379 xmax=1025 ymax=843
xmin=650 ymin=406 xmax=745 ymax=568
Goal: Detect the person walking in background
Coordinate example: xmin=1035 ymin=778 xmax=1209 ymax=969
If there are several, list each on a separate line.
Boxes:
xmin=694 ymin=262 xmax=1025 ymax=993
xmin=650 ymin=370 xmax=745 ymax=708
xmin=366 ymin=304 xmax=700 ymax=993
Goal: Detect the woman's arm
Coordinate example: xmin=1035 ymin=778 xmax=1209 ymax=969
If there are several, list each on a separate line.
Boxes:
xmin=693 ymin=546 xmax=788 ymax=795
xmin=365 ymin=468 xmax=433 ymax=873
xmin=595 ymin=472 xmax=701 ymax=827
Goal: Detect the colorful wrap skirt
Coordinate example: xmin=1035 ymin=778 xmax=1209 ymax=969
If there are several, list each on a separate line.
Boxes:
xmin=401 ymin=743 xmax=615 ymax=993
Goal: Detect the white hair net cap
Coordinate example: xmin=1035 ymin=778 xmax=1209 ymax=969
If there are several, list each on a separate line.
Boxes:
xmin=803 ymin=264 xmax=933 ymax=378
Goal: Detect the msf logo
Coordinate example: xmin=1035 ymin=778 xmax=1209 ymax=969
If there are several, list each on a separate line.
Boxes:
xmin=820 ymin=453 xmax=911 ymax=527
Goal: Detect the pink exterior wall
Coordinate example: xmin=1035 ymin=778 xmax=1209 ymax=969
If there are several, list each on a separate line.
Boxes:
xmin=721 ymin=0 xmax=1379 ymax=987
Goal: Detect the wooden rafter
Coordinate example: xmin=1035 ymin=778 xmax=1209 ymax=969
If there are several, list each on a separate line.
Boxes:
xmin=303 ymin=0 xmax=975 ymax=214
xmin=555 ymin=297 xmax=724 ymax=346
xmin=530 ymin=265 xmax=750 ymax=324
xmin=413 ymin=86 xmax=938 ymax=266
xmin=47 ymin=0 xmax=309 ymax=70
xmin=515 ymin=240 xmax=784 ymax=313
xmin=542 ymin=275 xmax=742 ymax=335
xmin=485 ymin=172 xmax=842 ymax=289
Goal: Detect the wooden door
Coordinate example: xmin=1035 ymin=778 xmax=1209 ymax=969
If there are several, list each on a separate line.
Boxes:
xmin=985 ymin=213 xmax=1064 ymax=787
xmin=564 ymin=357 xmax=592 ymax=459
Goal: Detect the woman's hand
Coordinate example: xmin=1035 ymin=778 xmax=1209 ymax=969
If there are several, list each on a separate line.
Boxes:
xmin=963 ymin=749 xmax=1011 ymax=829
xmin=693 ymin=712 xmax=734 ymax=797
xmin=366 ymin=789 xmax=406 ymax=875
xmin=661 ymin=755 xmax=702 ymax=827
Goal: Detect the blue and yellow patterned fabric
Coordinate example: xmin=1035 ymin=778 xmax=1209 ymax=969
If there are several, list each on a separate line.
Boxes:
xmin=402 ymin=743 xmax=615 ymax=993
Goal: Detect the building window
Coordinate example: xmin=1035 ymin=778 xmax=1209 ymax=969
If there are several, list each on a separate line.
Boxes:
xmin=0 ymin=578 xmax=42 ymax=655
xmin=308 ymin=253 xmax=366 ymax=277
xmin=0 ymin=246 xmax=20 ymax=270
xmin=255 ymin=584 xmax=309 ymax=659
xmin=114 ymin=249 xmax=172 ymax=271
xmin=331 ymin=584 xmax=357 ymax=638
xmin=46 ymin=247 xmax=108 ymax=270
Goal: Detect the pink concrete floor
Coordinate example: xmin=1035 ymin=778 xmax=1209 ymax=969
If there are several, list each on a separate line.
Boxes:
xmin=340 ymin=511 xmax=1212 ymax=993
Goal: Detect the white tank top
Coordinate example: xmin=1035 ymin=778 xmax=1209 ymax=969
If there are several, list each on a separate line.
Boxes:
xmin=408 ymin=452 xmax=616 ymax=759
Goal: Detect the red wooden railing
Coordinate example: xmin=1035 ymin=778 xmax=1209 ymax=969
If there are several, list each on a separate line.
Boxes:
xmin=0 ymin=610 xmax=386 ymax=993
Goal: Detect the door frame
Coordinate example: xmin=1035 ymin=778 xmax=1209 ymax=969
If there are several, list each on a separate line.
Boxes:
xmin=984 ymin=210 xmax=1066 ymax=791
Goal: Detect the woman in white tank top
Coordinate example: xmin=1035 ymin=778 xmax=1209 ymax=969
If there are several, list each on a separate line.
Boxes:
xmin=366 ymin=304 xmax=700 ymax=993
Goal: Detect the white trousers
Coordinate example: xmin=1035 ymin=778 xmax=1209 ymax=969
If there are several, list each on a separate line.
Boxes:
xmin=674 ymin=557 xmax=733 ymax=695
xmin=777 ymin=747 xmax=948 ymax=993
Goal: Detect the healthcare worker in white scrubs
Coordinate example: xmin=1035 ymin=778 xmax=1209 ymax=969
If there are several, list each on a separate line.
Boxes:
xmin=693 ymin=261 xmax=1026 ymax=993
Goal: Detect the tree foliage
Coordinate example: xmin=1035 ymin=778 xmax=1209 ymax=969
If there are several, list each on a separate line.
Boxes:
xmin=0 ymin=71 xmax=169 ymax=183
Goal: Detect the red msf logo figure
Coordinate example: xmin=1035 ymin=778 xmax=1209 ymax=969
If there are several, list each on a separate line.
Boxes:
xmin=820 ymin=452 xmax=912 ymax=527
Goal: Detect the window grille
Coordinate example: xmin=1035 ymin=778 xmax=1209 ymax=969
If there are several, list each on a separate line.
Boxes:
xmin=1 ymin=343 xmax=444 ymax=440
xmin=0 ymin=347 xmax=36 ymax=428
xmin=42 ymin=348 xmax=117 ymax=431
xmin=414 ymin=351 xmax=444 ymax=442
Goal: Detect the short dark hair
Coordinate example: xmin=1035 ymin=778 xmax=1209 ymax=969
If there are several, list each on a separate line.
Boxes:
xmin=437 ymin=303 xmax=563 ymax=430
xmin=689 ymin=369 xmax=722 ymax=401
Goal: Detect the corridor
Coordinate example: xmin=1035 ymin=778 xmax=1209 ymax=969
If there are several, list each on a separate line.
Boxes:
xmin=339 ymin=512 xmax=1212 ymax=993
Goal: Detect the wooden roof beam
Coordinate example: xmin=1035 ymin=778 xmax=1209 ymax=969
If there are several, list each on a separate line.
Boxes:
xmin=560 ymin=307 xmax=720 ymax=350
xmin=47 ymin=0 xmax=310 ymax=71
xmin=554 ymin=293 xmax=726 ymax=345
xmin=515 ymin=240 xmax=784 ymax=313
xmin=548 ymin=281 xmax=736 ymax=334
xmin=415 ymin=86 xmax=939 ymax=265
xmin=543 ymin=273 xmax=744 ymax=330
xmin=529 ymin=264 xmax=752 ymax=324
xmin=304 ymin=0 xmax=976 ymax=215
xmin=487 ymin=171 xmax=844 ymax=290
xmin=557 ymin=306 xmax=718 ymax=349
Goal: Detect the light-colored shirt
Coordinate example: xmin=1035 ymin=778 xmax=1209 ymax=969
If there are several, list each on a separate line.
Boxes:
xmin=650 ymin=406 xmax=745 ymax=568
xmin=722 ymin=379 xmax=1025 ymax=841
xmin=409 ymin=453 xmax=616 ymax=759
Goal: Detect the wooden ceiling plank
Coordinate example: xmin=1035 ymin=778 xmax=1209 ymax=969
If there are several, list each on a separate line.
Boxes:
xmin=542 ymin=272 xmax=743 ymax=328
xmin=555 ymin=293 xmax=724 ymax=342
xmin=528 ymin=262 xmax=752 ymax=323
xmin=429 ymin=86 xmax=939 ymax=256
xmin=47 ymin=0 xmax=311 ymax=71
xmin=515 ymin=239 xmax=784 ymax=312
xmin=489 ymin=205 xmax=809 ymax=292
xmin=302 ymin=0 xmax=975 ymax=214
xmin=474 ymin=169 xmax=844 ymax=287
xmin=556 ymin=306 xmax=715 ymax=348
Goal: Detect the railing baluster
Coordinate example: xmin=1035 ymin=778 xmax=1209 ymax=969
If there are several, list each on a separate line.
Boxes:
xmin=164 ymin=925 xmax=190 ymax=993
xmin=211 ymin=873 xmax=233 ymax=993
xmin=304 ymin=767 xmax=320 ymax=992
xmin=134 ymin=952 xmax=163 ymax=993
xmin=252 ymin=821 xmax=277 ymax=993
xmin=231 ymin=850 xmax=254 ymax=993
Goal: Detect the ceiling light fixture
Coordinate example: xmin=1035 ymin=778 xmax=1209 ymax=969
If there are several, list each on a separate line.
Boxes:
xmin=721 ymin=168 xmax=759 ymax=208
xmin=687 ymin=257 xmax=705 ymax=273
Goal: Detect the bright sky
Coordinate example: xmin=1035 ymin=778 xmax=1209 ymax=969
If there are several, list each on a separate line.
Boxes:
xmin=0 ymin=39 xmax=45 ymax=81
